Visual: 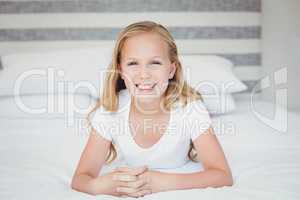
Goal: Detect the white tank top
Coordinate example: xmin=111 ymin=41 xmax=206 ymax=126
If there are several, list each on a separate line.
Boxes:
xmin=90 ymin=89 xmax=212 ymax=170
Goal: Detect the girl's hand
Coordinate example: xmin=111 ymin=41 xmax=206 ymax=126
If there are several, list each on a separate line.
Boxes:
xmin=114 ymin=166 xmax=152 ymax=198
xmin=90 ymin=166 xmax=149 ymax=197
xmin=113 ymin=166 xmax=154 ymax=198
xmin=137 ymin=170 xmax=164 ymax=194
xmin=116 ymin=167 xmax=164 ymax=197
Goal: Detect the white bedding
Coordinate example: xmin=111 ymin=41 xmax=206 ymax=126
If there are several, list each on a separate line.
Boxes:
xmin=0 ymin=97 xmax=300 ymax=200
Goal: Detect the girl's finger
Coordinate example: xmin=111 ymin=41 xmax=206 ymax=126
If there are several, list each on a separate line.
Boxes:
xmin=139 ymin=183 xmax=151 ymax=191
xmin=115 ymin=166 xmax=131 ymax=172
xmin=117 ymin=178 xmax=148 ymax=190
xmin=113 ymin=172 xmax=137 ymax=182
xmin=115 ymin=166 xmax=147 ymax=175
xmin=117 ymin=186 xmax=138 ymax=194
xmin=129 ymin=166 xmax=148 ymax=176
xmin=128 ymin=179 xmax=148 ymax=189
xmin=127 ymin=189 xmax=152 ymax=198
xmin=118 ymin=194 xmax=128 ymax=198
xmin=116 ymin=183 xmax=151 ymax=194
xmin=116 ymin=166 xmax=148 ymax=176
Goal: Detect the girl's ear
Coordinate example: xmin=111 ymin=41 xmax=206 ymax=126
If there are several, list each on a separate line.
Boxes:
xmin=169 ymin=62 xmax=176 ymax=79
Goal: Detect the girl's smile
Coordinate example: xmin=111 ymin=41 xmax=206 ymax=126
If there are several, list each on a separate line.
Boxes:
xmin=135 ymin=82 xmax=157 ymax=93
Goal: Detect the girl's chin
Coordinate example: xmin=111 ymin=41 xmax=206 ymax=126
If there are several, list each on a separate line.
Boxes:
xmin=132 ymin=92 xmax=162 ymax=104
xmin=131 ymin=87 xmax=161 ymax=97
xmin=134 ymin=94 xmax=161 ymax=101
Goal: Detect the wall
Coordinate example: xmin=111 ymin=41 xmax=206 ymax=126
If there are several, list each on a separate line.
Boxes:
xmin=0 ymin=0 xmax=262 ymax=91
xmin=262 ymin=0 xmax=300 ymax=111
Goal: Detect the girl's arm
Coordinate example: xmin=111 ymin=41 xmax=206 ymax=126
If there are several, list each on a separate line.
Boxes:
xmin=118 ymin=127 xmax=233 ymax=194
xmin=71 ymin=128 xmax=149 ymax=197
xmin=164 ymin=126 xmax=233 ymax=190
xmin=70 ymin=127 xmax=113 ymax=195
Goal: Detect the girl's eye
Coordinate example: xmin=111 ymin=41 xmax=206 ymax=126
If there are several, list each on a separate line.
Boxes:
xmin=127 ymin=61 xmax=138 ymax=66
xmin=150 ymin=61 xmax=162 ymax=65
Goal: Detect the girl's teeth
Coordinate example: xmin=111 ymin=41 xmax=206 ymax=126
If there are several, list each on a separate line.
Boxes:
xmin=139 ymin=85 xmax=153 ymax=89
xmin=137 ymin=84 xmax=155 ymax=90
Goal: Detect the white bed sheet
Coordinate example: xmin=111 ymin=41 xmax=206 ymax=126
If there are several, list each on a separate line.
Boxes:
xmin=0 ymin=98 xmax=300 ymax=200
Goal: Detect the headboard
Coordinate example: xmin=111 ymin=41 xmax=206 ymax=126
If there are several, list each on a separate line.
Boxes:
xmin=0 ymin=0 xmax=261 ymax=91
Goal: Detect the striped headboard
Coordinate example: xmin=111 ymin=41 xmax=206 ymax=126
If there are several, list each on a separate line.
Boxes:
xmin=0 ymin=0 xmax=261 ymax=91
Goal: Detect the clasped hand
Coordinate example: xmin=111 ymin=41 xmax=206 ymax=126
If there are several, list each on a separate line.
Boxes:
xmin=112 ymin=165 xmax=155 ymax=198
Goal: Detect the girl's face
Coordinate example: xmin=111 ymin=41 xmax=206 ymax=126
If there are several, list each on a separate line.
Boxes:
xmin=119 ymin=32 xmax=176 ymax=103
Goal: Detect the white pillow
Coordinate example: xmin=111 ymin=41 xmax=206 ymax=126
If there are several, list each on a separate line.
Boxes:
xmin=0 ymin=47 xmax=112 ymax=96
xmin=0 ymin=93 xmax=96 ymax=119
xmin=202 ymin=93 xmax=236 ymax=115
xmin=180 ymin=55 xmax=247 ymax=94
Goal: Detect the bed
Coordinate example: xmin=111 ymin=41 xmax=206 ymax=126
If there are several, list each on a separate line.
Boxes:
xmin=0 ymin=93 xmax=299 ymax=200
xmin=0 ymin=1 xmax=299 ymax=199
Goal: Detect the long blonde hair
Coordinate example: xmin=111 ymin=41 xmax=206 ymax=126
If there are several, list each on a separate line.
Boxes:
xmin=87 ymin=21 xmax=202 ymax=164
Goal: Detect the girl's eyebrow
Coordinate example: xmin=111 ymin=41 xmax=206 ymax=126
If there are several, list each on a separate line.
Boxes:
xmin=126 ymin=56 xmax=163 ymax=61
xmin=151 ymin=56 xmax=163 ymax=59
xmin=126 ymin=57 xmax=137 ymax=61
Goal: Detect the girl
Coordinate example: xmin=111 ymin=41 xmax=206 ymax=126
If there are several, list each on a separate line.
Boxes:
xmin=71 ymin=21 xmax=233 ymax=198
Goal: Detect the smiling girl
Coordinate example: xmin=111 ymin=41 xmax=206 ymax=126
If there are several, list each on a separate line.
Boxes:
xmin=71 ymin=21 xmax=233 ymax=198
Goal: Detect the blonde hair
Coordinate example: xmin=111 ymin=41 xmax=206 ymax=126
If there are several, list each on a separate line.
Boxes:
xmin=87 ymin=21 xmax=202 ymax=164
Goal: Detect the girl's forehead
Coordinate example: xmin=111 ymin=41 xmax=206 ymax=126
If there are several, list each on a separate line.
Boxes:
xmin=121 ymin=32 xmax=169 ymax=58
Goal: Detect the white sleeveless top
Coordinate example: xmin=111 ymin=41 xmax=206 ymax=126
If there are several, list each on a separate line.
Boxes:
xmin=91 ymin=89 xmax=212 ymax=170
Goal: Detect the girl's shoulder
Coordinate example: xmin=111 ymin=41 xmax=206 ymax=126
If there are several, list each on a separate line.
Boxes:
xmin=175 ymin=99 xmax=212 ymax=141
xmin=187 ymin=99 xmax=208 ymax=111
xmin=173 ymin=98 xmax=211 ymax=121
xmin=174 ymin=98 xmax=208 ymax=112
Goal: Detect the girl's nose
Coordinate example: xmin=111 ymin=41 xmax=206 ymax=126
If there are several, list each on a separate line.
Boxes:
xmin=139 ymin=65 xmax=151 ymax=79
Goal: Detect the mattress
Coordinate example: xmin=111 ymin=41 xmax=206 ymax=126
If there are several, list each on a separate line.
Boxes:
xmin=0 ymin=97 xmax=299 ymax=200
